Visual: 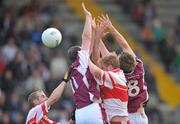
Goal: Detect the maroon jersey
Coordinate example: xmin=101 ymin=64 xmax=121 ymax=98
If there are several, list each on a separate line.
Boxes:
xmin=70 ymin=50 xmax=100 ymax=109
xmin=125 ymin=58 xmax=149 ymax=113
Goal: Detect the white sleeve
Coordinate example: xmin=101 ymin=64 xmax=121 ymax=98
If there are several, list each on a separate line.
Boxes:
xmin=78 ymin=50 xmax=89 ymax=68
xmin=34 ymin=101 xmax=49 ymax=123
xmin=100 ymin=71 xmax=113 ymax=89
xmin=101 ymin=71 xmax=127 ymax=89
xmin=112 ymin=71 xmax=127 ymax=86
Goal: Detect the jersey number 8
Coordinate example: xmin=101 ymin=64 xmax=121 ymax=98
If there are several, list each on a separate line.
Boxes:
xmin=128 ymin=80 xmax=140 ymax=97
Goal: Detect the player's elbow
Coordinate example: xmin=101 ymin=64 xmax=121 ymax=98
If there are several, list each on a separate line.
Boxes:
xmin=89 ymin=67 xmax=101 ymax=79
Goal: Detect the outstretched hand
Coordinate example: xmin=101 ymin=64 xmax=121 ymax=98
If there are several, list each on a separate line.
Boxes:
xmin=95 ymin=17 xmax=109 ymax=37
xmin=82 ymin=3 xmax=91 ymax=17
xmin=97 ymin=14 xmax=112 ymax=29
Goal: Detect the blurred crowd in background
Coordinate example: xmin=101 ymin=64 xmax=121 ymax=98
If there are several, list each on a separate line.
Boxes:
xmin=116 ymin=1 xmax=180 ymax=123
xmin=0 ymin=0 xmax=73 ymax=123
xmin=116 ymin=0 xmax=180 ymax=79
xmin=0 ymin=0 xmax=179 ymax=124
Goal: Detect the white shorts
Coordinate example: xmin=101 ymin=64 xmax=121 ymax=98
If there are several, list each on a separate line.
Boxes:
xmin=75 ymin=103 xmax=105 ymax=124
xmin=128 ymin=112 xmax=148 ymax=124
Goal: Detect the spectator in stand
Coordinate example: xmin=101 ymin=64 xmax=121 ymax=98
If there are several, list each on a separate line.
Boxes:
xmin=171 ymin=44 xmax=180 ymax=81
xmin=175 ymin=16 xmax=180 ymax=41
xmin=152 ymin=19 xmax=165 ymax=51
xmin=144 ymin=2 xmax=156 ymax=26
xmin=141 ymin=23 xmax=154 ymax=51
xmin=159 ymin=39 xmax=176 ymax=72
xmin=2 ymin=36 xmax=18 ymax=63
xmin=144 ymin=64 xmax=158 ymax=95
xmin=131 ymin=1 xmax=145 ymax=26
xmin=146 ymin=92 xmax=163 ymax=124
xmin=1 ymin=68 xmax=15 ymax=96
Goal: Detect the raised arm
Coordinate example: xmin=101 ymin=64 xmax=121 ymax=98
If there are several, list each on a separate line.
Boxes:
xmin=46 ymin=71 xmax=70 ymax=108
xmin=99 ymin=37 xmax=110 ymax=57
xmin=89 ymin=58 xmax=102 ymax=80
xmin=91 ymin=22 xmax=106 ymax=65
xmin=98 ymin=14 xmax=136 ymax=58
xmin=89 ymin=18 xmax=96 ymax=54
xmin=81 ymin=3 xmax=92 ymax=52
xmin=95 ymin=17 xmax=110 ymax=57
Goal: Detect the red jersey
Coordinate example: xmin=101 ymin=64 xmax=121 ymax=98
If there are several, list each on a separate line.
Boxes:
xmin=26 ymin=101 xmax=59 ymax=124
xmin=96 ymin=68 xmax=128 ymax=120
xmin=125 ymin=58 xmax=149 ymax=113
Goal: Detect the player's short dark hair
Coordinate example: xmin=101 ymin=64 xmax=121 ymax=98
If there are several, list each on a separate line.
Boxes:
xmin=99 ymin=52 xmax=119 ymax=68
xmin=28 ymin=90 xmax=42 ymax=107
xmin=68 ymin=46 xmax=81 ymax=64
xmin=119 ymin=52 xmax=136 ymax=73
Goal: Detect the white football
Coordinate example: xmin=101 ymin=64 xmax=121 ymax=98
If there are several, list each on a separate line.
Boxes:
xmin=41 ymin=28 xmax=62 ymax=48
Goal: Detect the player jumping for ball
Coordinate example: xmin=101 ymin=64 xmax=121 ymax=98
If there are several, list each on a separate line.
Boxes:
xmin=88 ymin=16 xmax=130 ymax=124
xmin=96 ymin=14 xmax=149 ymax=124
xmin=67 ymin=3 xmax=107 ymax=124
